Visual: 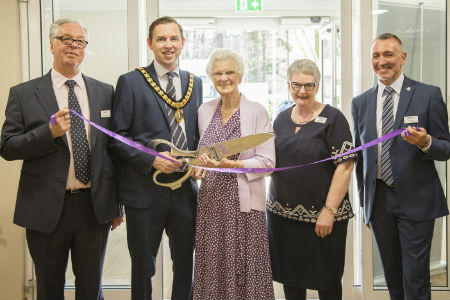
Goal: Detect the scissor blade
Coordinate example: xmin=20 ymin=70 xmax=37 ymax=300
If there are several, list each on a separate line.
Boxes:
xmin=213 ymin=132 xmax=274 ymax=159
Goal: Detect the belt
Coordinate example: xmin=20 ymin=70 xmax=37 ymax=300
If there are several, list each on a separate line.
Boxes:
xmin=66 ymin=188 xmax=90 ymax=194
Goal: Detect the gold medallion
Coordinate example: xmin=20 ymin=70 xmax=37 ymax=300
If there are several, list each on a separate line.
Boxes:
xmin=174 ymin=109 xmax=184 ymax=123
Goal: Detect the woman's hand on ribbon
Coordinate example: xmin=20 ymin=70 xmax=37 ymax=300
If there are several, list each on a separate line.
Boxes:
xmin=401 ymin=126 xmax=430 ymax=147
xmin=197 ymin=153 xmax=235 ymax=168
xmin=315 ymin=208 xmax=335 ymax=238
xmin=190 ymin=153 xmax=211 ymax=179
xmin=49 ymin=108 xmax=71 ymax=138
xmin=152 ymin=151 xmax=182 ymax=174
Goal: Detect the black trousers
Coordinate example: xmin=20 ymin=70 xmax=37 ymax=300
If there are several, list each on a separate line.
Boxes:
xmin=125 ymin=183 xmax=196 ymax=300
xmin=370 ymin=180 xmax=435 ymax=300
xmin=26 ymin=189 xmax=110 ymax=300
xmin=283 ymin=284 xmax=342 ymax=300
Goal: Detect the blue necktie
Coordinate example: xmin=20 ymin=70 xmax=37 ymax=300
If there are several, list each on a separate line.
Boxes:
xmin=65 ymin=80 xmax=91 ymax=184
xmin=381 ymin=86 xmax=394 ymax=186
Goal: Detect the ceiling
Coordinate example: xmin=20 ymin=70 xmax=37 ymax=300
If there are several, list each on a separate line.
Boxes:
xmin=53 ymin=0 xmax=445 ymax=15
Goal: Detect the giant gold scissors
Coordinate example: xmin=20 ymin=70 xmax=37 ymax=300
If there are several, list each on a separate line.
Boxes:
xmin=149 ymin=132 xmax=274 ymax=190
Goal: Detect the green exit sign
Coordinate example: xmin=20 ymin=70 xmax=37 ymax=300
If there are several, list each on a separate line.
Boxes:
xmin=236 ymin=0 xmax=262 ymax=11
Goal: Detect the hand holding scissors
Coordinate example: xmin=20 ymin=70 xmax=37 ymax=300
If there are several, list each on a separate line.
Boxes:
xmin=152 ymin=151 xmax=183 ymax=174
xmin=149 ymin=132 xmax=274 ymax=190
xmin=191 ymin=154 xmax=239 ymax=180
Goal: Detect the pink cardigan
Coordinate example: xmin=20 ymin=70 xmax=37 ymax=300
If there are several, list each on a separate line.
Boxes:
xmin=197 ymin=94 xmax=276 ymax=212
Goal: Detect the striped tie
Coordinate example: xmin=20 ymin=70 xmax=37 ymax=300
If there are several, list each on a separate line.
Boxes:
xmin=165 ymin=72 xmax=188 ymax=151
xmin=381 ymin=86 xmax=394 ymax=186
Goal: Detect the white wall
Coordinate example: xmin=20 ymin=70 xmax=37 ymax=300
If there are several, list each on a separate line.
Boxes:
xmin=0 ymin=1 xmax=25 ymax=299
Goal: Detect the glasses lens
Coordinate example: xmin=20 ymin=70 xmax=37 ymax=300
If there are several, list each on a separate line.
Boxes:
xmin=290 ymin=82 xmax=300 ymax=90
xmin=59 ymin=37 xmax=87 ymax=48
xmin=304 ymin=83 xmax=316 ymax=91
xmin=75 ymin=40 xmax=87 ymax=48
xmin=290 ymin=82 xmax=315 ymax=91
xmin=61 ymin=37 xmax=73 ymax=45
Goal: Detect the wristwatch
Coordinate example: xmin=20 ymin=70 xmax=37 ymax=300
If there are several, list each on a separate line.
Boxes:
xmin=417 ymin=134 xmax=431 ymax=151
xmin=324 ymin=205 xmax=338 ymax=215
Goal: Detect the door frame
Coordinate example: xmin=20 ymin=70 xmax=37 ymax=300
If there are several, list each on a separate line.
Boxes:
xmin=356 ymin=0 xmax=450 ymax=299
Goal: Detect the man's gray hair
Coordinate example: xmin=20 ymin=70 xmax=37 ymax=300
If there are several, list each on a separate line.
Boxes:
xmin=206 ymin=49 xmax=245 ymax=79
xmin=49 ymin=18 xmax=88 ymax=40
xmin=287 ymin=59 xmax=321 ymax=84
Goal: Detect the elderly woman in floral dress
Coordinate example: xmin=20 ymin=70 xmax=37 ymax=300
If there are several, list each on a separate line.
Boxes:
xmin=191 ymin=49 xmax=275 ymax=300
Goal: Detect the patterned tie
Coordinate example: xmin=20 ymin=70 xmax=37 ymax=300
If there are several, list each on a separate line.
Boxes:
xmin=381 ymin=86 xmax=394 ymax=186
xmin=165 ymin=72 xmax=188 ymax=151
xmin=65 ymin=80 xmax=91 ymax=184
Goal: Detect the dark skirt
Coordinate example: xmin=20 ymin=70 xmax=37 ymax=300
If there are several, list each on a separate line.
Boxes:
xmin=267 ymin=211 xmax=348 ymax=290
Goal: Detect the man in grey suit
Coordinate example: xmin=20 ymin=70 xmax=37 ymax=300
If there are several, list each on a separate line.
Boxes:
xmin=352 ymin=33 xmax=450 ymax=300
xmin=110 ymin=16 xmax=202 ymax=300
xmin=0 ymin=19 xmax=122 ymax=300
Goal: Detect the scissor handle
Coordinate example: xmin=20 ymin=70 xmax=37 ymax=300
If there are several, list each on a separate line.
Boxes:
xmin=152 ymin=166 xmax=193 ymax=190
xmin=148 ymin=139 xmax=197 ymax=158
xmin=148 ymin=139 xmax=199 ymax=189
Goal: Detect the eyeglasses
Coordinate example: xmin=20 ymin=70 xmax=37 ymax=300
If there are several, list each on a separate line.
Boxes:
xmin=289 ymin=82 xmax=316 ymax=91
xmin=54 ymin=36 xmax=88 ymax=49
xmin=212 ymin=71 xmax=236 ymax=78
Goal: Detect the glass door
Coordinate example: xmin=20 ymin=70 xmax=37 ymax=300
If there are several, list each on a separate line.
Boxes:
xmin=156 ymin=1 xmax=356 ymax=299
xmin=356 ymin=0 xmax=449 ymax=299
xmin=21 ymin=0 xmax=366 ymax=299
xmin=179 ymin=17 xmax=337 ymax=116
xmin=27 ymin=0 xmax=141 ymax=298
xmin=372 ymin=0 xmax=448 ymax=293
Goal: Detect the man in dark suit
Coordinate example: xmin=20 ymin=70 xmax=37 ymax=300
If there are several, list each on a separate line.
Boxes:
xmin=110 ymin=16 xmax=202 ymax=300
xmin=0 ymin=19 xmax=122 ymax=300
xmin=351 ymin=33 xmax=450 ymax=300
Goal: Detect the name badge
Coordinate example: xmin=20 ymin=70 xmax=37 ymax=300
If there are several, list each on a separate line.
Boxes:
xmin=314 ymin=117 xmax=327 ymax=124
xmin=101 ymin=110 xmax=111 ymax=118
xmin=404 ymin=116 xmax=418 ymax=124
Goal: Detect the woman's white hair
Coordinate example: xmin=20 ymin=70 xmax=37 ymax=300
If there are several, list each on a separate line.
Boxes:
xmin=206 ymin=49 xmax=245 ymax=79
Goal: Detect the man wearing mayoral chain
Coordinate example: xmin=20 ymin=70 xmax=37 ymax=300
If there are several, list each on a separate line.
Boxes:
xmin=110 ymin=16 xmax=203 ymax=300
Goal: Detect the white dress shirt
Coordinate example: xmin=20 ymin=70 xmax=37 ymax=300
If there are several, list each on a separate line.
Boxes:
xmin=51 ymin=68 xmax=91 ymax=189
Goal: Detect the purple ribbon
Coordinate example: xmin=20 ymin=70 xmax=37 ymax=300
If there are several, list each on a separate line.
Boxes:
xmin=51 ymin=110 xmax=406 ymax=174
xmin=51 ymin=109 xmax=179 ymax=163
xmin=200 ymin=128 xmax=406 ymax=173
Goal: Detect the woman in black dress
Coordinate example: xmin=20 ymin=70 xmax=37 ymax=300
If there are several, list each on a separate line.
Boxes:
xmin=267 ymin=59 xmax=355 ymax=300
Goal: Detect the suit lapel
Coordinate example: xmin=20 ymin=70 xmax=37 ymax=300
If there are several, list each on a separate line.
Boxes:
xmin=365 ymin=86 xmax=378 ymax=142
xmin=84 ymin=75 xmax=100 ymax=152
xmin=35 ymin=71 xmax=69 ymax=148
xmin=146 ymin=64 xmax=171 ymax=128
xmin=394 ymin=76 xmax=415 ymax=130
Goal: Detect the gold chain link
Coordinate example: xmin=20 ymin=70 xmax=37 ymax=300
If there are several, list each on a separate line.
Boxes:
xmin=137 ymin=67 xmax=194 ymax=110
